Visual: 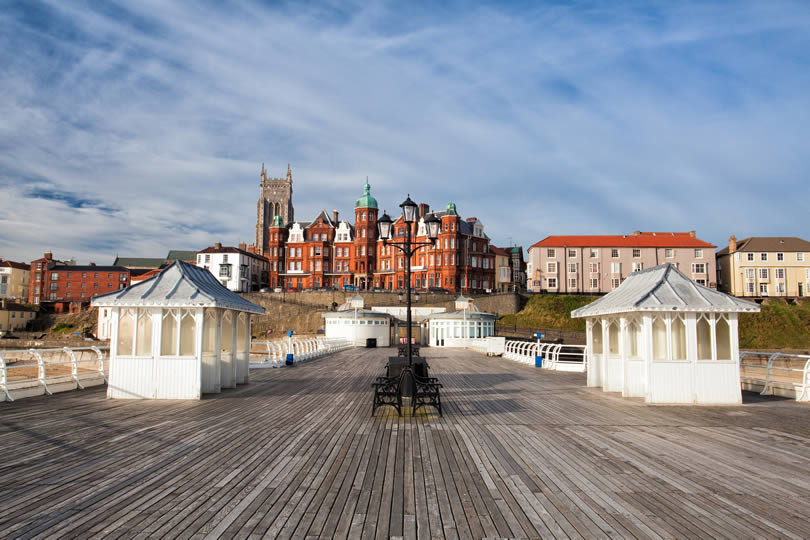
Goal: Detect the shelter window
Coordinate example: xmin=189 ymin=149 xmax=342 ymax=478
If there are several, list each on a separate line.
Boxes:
xmin=236 ymin=314 xmax=247 ymax=353
xmin=652 ymin=317 xmax=667 ymax=361
xmin=221 ymin=311 xmax=233 ymax=353
xmin=608 ymin=322 xmax=619 ymax=355
xmin=671 ymin=316 xmax=687 ymax=361
xmin=696 ymin=316 xmax=712 ymax=361
xmin=135 ymin=309 xmax=153 ymax=356
xmin=117 ymin=308 xmax=135 ymax=356
xmin=591 ymin=321 xmax=603 ymax=354
xmin=715 ymin=316 xmax=732 ymax=360
xmin=627 ymin=320 xmax=640 ymax=358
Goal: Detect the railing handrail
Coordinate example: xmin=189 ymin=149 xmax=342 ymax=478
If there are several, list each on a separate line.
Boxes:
xmin=739 ymin=350 xmax=810 ymax=401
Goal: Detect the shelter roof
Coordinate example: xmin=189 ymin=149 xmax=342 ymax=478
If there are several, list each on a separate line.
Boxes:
xmin=531 ymin=233 xmax=715 ymax=249
xmin=716 ymin=236 xmax=810 ymax=256
xmin=426 ymin=311 xmax=496 ymax=321
xmin=91 ymin=260 xmax=265 ymax=314
xmin=571 ymin=263 xmax=759 ymax=318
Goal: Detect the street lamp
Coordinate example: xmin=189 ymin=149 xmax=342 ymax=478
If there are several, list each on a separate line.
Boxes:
xmin=377 ymin=197 xmax=440 ymax=369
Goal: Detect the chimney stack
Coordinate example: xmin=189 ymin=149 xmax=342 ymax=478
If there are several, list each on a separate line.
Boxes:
xmin=689 ymin=230 xmax=696 ymax=238
xmin=728 ymin=235 xmax=737 ymax=253
xmin=418 ymin=203 xmax=429 ymax=218
xmin=238 ymin=241 xmax=246 ymax=251
xmin=44 ymin=251 xmax=53 ymax=261
xmin=633 ymin=230 xmax=641 ymax=236
xmin=89 ymin=262 xmax=96 ymax=266
xmin=214 ymin=242 xmax=222 ymax=249
xmin=333 ymin=209 xmax=339 ymax=224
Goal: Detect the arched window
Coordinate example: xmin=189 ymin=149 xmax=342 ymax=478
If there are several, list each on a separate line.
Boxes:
xmin=716 ymin=316 xmax=732 ymax=361
xmin=671 ymin=316 xmax=687 ymax=361
xmin=592 ymin=320 xmax=603 ymax=354
xmin=697 ymin=315 xmax=712 ymax=361
xmin=652 ymin=317 xmax=667 ymax=361
xmin=608 ymin=321 xmax=620 ymax=355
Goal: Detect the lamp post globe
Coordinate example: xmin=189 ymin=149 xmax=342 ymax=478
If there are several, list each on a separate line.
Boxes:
xmin=400 ymin=195 xmax=418 ymax=223
xmin=377 ymin=211 xmax=393 ymax=241
xmin=424 ymin=213 xmax=440 ymax=240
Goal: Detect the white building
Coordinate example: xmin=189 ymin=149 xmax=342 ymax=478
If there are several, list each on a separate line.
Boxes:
xmin=571 ymin=263 xmax=759 ymax=405
xmin=322 ymin=295 xmax=392 ymax=346
xmin=92 ymin=261 xmax=265 ymax=399
xmin=426 ymin=296 xmax=496 ymax=347
xmin=196 ymin=243 xmax=269 ymax=293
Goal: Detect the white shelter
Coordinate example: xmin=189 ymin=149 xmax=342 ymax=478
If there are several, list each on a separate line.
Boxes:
xmin=92 ymin=261 xmax=264 ymax=399
xmin=571 ymin=263 xmax=759 ymax=404
xmin=323 ymin=295 xmax=392 ymax=346
xmin=426 ymin=296 xmax=496 ymax=347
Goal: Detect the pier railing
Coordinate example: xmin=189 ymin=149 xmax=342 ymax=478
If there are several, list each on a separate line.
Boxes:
xmin=0 ymin=346 xmax=108 ymax=402
xmin=468 ymin=337 xmax=586 ymax=372
xmin=250 ymin=337 xmax=353 ymax=367
xmin=739 ymin=351 xmax=810 ymax=401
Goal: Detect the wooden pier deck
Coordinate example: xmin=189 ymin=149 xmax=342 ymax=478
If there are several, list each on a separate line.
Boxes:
xmin=1 ymin=347 xmax=809 ymax=539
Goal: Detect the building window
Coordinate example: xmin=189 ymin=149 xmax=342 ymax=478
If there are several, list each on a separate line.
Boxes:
xmin=568 ymin=249 xmax=576 ymax=258
xmin=67 ymin=272 xmax=72 ymax=278
xmin=51 ymin=273 xmax=58 ymax=280
xmin=94 ymin=272 xmax=99 ymax=278
xmin=240 ymin=265 xmax=248 ymax=278
xmin=589 ymin=248 xmax=598 ymax=258
xmin=82 ymin=272 xmax=87 ymax=278
xmin=611 ymin=249 xmax=619 ymax=258
xmin=547 ymin=248 xmax=556 ymax=258
xmin=694 ymin=249 xmax=703 ymax=258
xmin=760 ymin=253 xmax=767 ymax=261
xmin=36 ymin=263 xmax=42 ymax=270
xmin=611 ymin=278 xmax=621 ymax=289
xmin=798 ymin=252 xmax=805 ymax=262
xmin=775 ymin=282 xmax=786 ymax=294
xmin=611 ymin=262 xmax=621 ymax=273
xmin=632 ymin=262 xmax=643 ymax=272
xmin=691 ymin=263 xmax=706 ymax=274
xmin=120 ymin=274 xmax=127 ymax=281
xmin=747 ymin=253 xmax=754 ymax=261
xmin=49 ymin=282 xmax=57 ymax=291
xmin=758 ymin=268 xmax=769 ymax=280
xmin=759 ymin=283 xmax=768 ymax=296
xmin=590 ymin=278 xmax=599 ymax=289
xmin=589 ymin=263 xmax=599 ymax=273
xmin=220 ymin=264 xmax=232 ymax=278
xmin=744 ymin=268 xmax=755 ymax=280
xmin=695 ymin=279 xmax=706 ymax=286
xmin=205 ymin=254 xmax=211 ymax=263
xmin=568 ymin=278 xmax=576 ymax=289
xmin=777 ymin=252 xmax=784 ymax=261
xmin=746 ymin=282 xmax=755 ymax=294
xmin=568 ymin=263 xmax=577 ymax=273
xmin=775 ymin=268 xmax=785 ymax=279
xmin=665 ymin=249 xmax=674 ymax=258
xmin=547 ymin=277 xmax=557 ymax=288
xmin=632 ymin=249 xmax=641 ymax=258
xmin=546 ymin=262 xmax=557 ymax=273
xmin=223 ymin=254 xmax=229 ymax=263
xmin=107 ymin=273 xmax=112 ymax=278
xmin=93 ymin=283 xmax=98 ymax=288
xmin=49 ymin=292 xmax=56 ymax=300
xmin=36 ymin=273 xmax=41 ymax=282
xmin=81 ymin=283 xmax=86 ymax=289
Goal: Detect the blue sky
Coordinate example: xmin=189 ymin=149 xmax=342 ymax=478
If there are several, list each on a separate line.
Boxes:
xmin=1 ymin=0 xmax=809 ymax=264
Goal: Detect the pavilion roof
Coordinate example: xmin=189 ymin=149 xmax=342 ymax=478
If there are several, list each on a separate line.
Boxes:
xmin=571 ymin=263 xmax=759 ymax=318
xmin=91 ymin=260 xmax=264 ymax=314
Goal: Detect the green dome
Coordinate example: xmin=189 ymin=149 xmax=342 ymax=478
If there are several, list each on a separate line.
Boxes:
xmin=511 ymin=247 xmax=520 ymax=254
xmin=271 ymin=215 xmax=284 ymax=227
xmin=355 ymin=182 xmax=378 ymax=209
xmin=445 ymin=202 xmax=457 ymax=215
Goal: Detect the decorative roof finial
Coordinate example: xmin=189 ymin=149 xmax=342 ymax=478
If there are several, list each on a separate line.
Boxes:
xmin=287 ymin=163 xmax=292 ymax=180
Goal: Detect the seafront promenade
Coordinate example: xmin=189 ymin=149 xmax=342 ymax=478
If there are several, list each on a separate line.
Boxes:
xmin=1 ymin=348 xmax=809 ymax=538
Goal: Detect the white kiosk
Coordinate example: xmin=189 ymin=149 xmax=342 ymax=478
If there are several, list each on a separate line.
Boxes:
xmin=92 ymin=261 xmax=265 ymax=399
xmin=571 ymin=263 xmax=759 ymax=404
xmin=427 ymin=296 xmax=496 ymax=347
xmin=323 ymin=295 xmax=393 ymax=347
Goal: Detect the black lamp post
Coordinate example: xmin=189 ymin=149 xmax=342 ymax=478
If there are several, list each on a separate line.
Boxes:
xmin=377 ymin=196 xmax=440 ymax=368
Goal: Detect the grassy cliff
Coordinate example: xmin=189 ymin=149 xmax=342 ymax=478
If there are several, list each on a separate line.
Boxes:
xmin=498 ymin=295 xmax=598 ymax=332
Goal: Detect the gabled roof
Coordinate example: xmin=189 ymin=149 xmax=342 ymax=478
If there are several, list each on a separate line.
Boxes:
xmin=166 ymin=250 xmax=198 ymax=262
xmin=532 ymin=233 xmax=715 ymax=249
xmin=305 ymin=209 xmax=336 ymax=229
xmin=571 ymin=263 xmax=759 ymax=318
xmin=717 ymin=236 xmax=810 ymax=256
xmin=113 ymin=257 xmax=166 ymax=268
xmin=197 ymin=245 xmax=267 ymax=261
xmin=91 ymin=260 xmax=264 ymax=314
xmin=490 ymin=246 xmax=509 ymax=256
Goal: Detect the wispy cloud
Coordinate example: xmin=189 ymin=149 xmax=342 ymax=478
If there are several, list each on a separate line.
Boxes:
xmin=1 ymin=0 xmax=809 ymax=263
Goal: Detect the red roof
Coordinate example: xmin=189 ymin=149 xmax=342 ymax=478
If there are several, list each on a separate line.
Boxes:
xmin=0 ymin=260 xmax=29 ymax=271
xmin=531 ymin=233 xmax=715 ymax=249
xmin=489 ymin=246 xmax=509 ymax=256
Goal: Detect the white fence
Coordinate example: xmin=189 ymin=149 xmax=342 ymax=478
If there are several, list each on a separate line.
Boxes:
xmin=0 ymin=346 xmax=108 ymax=402
xmin=740 ymin=351 xmax=810 ymax=401
xmin=470 ymin=338 xmax=586 ymax=372
xmin=250 ymin=337 xmax=353 ymax=367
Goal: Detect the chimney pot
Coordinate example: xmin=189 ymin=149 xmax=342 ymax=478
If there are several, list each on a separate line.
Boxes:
xmin=333 ymin=209 xmax=339 ymax=224
xmin=214 ymin=242 xmax=222 ymax=249
xmin=689 ymin=230 xmax=696 ymax=238
xmin=633 ymin=230 xmax=641 ymax=236
xmin=44 ymin=251 xmax=53 ymax=260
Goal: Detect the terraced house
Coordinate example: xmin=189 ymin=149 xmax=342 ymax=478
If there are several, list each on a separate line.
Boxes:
xmin=528 ymin=231 xmax=716 ymax=294
xmin=717 ymin=236 xmax=810 ymax=298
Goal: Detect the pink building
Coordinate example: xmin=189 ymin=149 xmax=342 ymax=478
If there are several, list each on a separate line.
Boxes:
xmin=527 ymin=231 xmax=716 ymax=294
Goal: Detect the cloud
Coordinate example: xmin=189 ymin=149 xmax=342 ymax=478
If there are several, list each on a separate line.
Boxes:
xmin=1 ymin=0 xmax=809 ymax=264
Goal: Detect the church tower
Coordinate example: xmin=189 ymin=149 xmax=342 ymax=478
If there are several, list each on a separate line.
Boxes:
xmin=256 ymin=163 xmax=294 ymax=254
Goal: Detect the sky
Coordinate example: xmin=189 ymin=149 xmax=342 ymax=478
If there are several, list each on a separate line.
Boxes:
xmin=1 ymin=0 xmax=809 ymax=265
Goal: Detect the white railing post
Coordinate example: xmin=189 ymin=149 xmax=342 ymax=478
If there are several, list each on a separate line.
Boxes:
xmin=90 ymin=346 xmax=107 ymax=382
xmin=760 ymin=353 xmax=780 ymax=396
xmin=800 ymin=358 xmax=810 ymax=402
xmin=29 ymin=349 xmax=51 ymax=396
xmin=0 ymin=352 xmax=12 ymax=402
xmin=64 ymin=347 xmax=84 ymax=390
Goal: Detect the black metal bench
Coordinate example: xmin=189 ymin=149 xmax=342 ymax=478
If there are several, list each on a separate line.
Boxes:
xmin=397 ymin=345 xmax=420 ymax=357
xmin=412 ymin=373 xmax=442 ymax=416
xmin=372 ymin=357 xmax=442 ymax=417
xmin=372 ymin=374 xmax=402 ymax=417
